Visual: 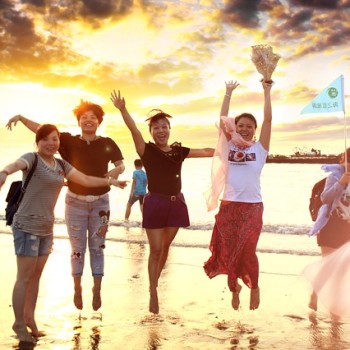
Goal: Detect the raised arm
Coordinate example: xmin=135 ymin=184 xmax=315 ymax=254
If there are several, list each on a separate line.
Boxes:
xmin=6 ymin=115 xmax=40 ymax=133
xmin=259 ymin=81 xmax=273 ymax=151
xmin=219 ymin=80 xmax=239 ymax=139
xmin=110 ymin=90 xmax=146 ymax=156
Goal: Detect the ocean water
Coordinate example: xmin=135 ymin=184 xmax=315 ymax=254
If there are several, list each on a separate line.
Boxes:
xmin=0 ymin=156 xmax=328 ymax=256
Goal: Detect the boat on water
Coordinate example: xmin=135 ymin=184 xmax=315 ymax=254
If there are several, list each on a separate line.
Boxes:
xmin=267 ymin=148 xmax=339 ymax=164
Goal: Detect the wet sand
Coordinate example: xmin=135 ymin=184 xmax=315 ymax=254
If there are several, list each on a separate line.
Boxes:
xmin=1 ymin=228 xmax=350 ymax=350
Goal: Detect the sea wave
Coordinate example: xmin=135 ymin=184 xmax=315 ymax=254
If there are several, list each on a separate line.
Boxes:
xmin=0 ymin=216 xmax=317 ymax=257
xmin=0 ymin=215 xmax=312 ymax=236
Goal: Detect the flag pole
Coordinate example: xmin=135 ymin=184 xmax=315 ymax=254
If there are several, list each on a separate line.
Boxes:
xmin=341 ymin=75 xmax=347 ymax=171
xmin=344 ymin=110 xmax=347 ymax=171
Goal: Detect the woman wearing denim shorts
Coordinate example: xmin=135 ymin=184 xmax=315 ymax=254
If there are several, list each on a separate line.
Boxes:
xmin=0 ymin=124 xmax=126 ymax=344
xmin=7 ymin=101 xmax=125 ymax=312
xmin=111 ymin=90 xmax=214 ymax=314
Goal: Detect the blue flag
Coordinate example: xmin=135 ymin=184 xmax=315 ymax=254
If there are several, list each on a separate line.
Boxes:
xmin=301 ymin=75 xmax=345 ymax=114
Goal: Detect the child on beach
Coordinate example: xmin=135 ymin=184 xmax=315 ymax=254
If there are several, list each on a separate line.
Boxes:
xmin=6 ymin=101 xmax=125 ymax=312
xmin=204 ymin=79 xmax=273 ymax=311
xmin=111 ymin=90 xmax=214 ymax=314
xmin=305 ymin=148 xmax=350 ymax=315
xmin=125 ymin=159 xmax=147 ymax=222
xmin=0 ymin=124 xmax=127 ymax=344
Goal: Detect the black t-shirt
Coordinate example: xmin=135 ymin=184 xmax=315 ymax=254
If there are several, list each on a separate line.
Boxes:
xmin=58 ymin=132 xmax=123 ymax=195
xmin=141 ymin=142 xmax=190 ymax=195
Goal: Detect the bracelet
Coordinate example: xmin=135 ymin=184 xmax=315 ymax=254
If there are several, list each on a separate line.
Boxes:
xmin=107 ymin=178 xmax=112 ymax=186
xmin=225 ymin=94 xmax=231 ymax=97
xmin=0 ymin=170 xmax=9 ymax=176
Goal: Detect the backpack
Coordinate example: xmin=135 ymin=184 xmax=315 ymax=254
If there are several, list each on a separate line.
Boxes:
xmin=309 ymin=177 xmax=327 ymax=221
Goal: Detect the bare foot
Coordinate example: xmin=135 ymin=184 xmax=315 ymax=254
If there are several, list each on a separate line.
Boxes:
xmin=308 ymin=291 xmax=318 ymax=311
xmin=331 ymin=312 xmax=341 ymax=323
xmin=25 ymin=319 xmax=46 ymax=338
xmin=149 ymin=291 xmax=159 ymax=314
xmin=231 ymin=284 xmax=242 ymax=310
xmin=12 ymin=321 xmax=35 ymax=343
xmin=250 ymin=287 xmax=260 ymax=310
xmin=74 ymin=286 xmax=83 ymax=310
xmin=31 ymin=330 xmax=46 ymax=338
xmin=92 ymin=287 xmax=102 ymax=311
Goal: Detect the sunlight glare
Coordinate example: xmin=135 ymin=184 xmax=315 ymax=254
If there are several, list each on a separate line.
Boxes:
xmin=0 ymin=83 xmax=105 ymax=125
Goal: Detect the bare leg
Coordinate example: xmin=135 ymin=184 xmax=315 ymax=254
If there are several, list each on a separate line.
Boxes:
xmin=92 ymin=276 xmax=102 ymax=311
xmin=24 ymin=255 xmax=49 ymax=337
xmin=73 ymin=276 xmax=83 ymax=310
xmin=125 ymin=203 xmax=132 ymax=221
xmin=308 ymin=290 xmax=318 ymax=311
xmin=250 ymin=287 xmax=260 ymax=310
xmin=231 ymin=284 xmax=242 ymax=310
xmin=157 ymin=227 xmax=178 ymax=280
xmin=309 ymin=246 xmax=335 ymax=311
xmin=12 ymin=256 xmax=37 ymax=343
xmin=146 ymin=227 xmax=179 ymax=314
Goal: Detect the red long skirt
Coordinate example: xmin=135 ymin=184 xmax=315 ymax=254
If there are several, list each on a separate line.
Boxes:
xmin=204 ymin=201 xmax=263 ymax=292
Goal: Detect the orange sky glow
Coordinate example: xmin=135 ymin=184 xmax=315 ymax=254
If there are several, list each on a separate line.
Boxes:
xmin=1 ymin=0 xmax=350 ymax=156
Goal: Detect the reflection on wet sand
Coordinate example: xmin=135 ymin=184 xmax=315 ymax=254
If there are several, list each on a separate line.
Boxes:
xmin=71 ymin=312 xmax=102 ymax=350
xmin=308 ymin=311 xmax=350 ymax=350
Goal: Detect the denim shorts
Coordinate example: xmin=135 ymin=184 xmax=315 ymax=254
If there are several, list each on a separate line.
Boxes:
xmin=13 ymin=227 xmax=53 ymax=257
xmin=142 ymin=192 xmax=190 ymax=229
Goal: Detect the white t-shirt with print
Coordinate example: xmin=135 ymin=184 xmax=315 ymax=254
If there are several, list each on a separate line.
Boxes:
xmin=222 ymin=141 xmax=268 ymax=203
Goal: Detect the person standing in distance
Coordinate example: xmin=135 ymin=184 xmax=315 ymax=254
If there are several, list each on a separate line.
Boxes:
xmin=125 ymin=159 xmax=147 ymax=222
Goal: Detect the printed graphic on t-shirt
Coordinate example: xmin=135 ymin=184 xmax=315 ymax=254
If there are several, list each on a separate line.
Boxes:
xmin=228 ymin=150 xmax=256 ymax=165
xmin=336 ymin=186 xmax=350 ymax=220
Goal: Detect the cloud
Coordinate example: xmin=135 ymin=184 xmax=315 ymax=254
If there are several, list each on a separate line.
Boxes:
xmin=290 ymin=0 xmax=341 ymax=9
xmin=222 ymin=0 xmax=261 ymax=28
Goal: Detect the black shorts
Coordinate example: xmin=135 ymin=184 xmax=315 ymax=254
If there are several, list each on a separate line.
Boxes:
xmin=142 ymin=192 xmax=190 ymax=229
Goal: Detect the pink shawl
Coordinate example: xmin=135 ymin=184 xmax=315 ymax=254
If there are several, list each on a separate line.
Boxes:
xmin=204 ymin=116 xmax=254 ymax=211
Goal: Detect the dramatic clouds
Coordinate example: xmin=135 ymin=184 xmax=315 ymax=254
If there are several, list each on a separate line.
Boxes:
xmin=1 ymin=0 xmax=350 ymax=154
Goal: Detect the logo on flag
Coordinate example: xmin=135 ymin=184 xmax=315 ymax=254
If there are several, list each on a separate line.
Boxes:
xmin=301 ymin=75 xmax=345 ymax=114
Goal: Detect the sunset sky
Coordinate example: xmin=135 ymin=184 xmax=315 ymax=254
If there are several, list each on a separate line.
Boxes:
xmin=1 ymin=0 xmax=350 ymax=157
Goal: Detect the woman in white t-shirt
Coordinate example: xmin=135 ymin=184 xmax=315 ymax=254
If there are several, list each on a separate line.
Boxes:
xmin=204 ymin=79 xmax=273 ymax=311
xmin=0 ymin=124 xmax=127 ymax=344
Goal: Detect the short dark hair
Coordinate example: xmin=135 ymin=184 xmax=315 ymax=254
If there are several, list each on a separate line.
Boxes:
xmin=145 ymin=109 xmax=172 ymax=132
xmin=134 ymin=159 xmax=143 ymax=167
xmin=36 ymin=124 xmax=60 ymax=143
xmin=235 ymin=113 xmax=257 ymax=129
xmin=73 ymin=100 xmax=105 ymax=124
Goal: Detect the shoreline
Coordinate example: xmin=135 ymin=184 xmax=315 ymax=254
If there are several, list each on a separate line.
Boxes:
xmin=266 ymin=156 xmax=338 ymax=164
xmin=2 ymin=229 xmax=349 ymax=349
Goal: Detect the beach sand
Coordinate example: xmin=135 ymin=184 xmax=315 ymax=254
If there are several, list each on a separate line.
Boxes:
xmin=1 ymin=228 xmax=350 ymax=350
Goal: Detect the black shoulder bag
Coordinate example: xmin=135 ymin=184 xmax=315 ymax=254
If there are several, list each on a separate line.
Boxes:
xmin=5 ymin=153 xmax=38 ymax=226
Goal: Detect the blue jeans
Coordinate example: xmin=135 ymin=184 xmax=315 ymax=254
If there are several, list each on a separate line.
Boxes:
xmin=65 ymin=193 xmax=110 ymax=277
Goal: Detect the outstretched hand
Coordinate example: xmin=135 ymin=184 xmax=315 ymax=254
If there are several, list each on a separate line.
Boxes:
xmin=6 ymin=115 xmax=22 ymax=131
xmin=110 ymin=90 xmax=126 ymax=110
xmin=113 ymin=180 xmax=128 ymax=189
xmin=225 ymin=80 xmax=240 ymax=93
